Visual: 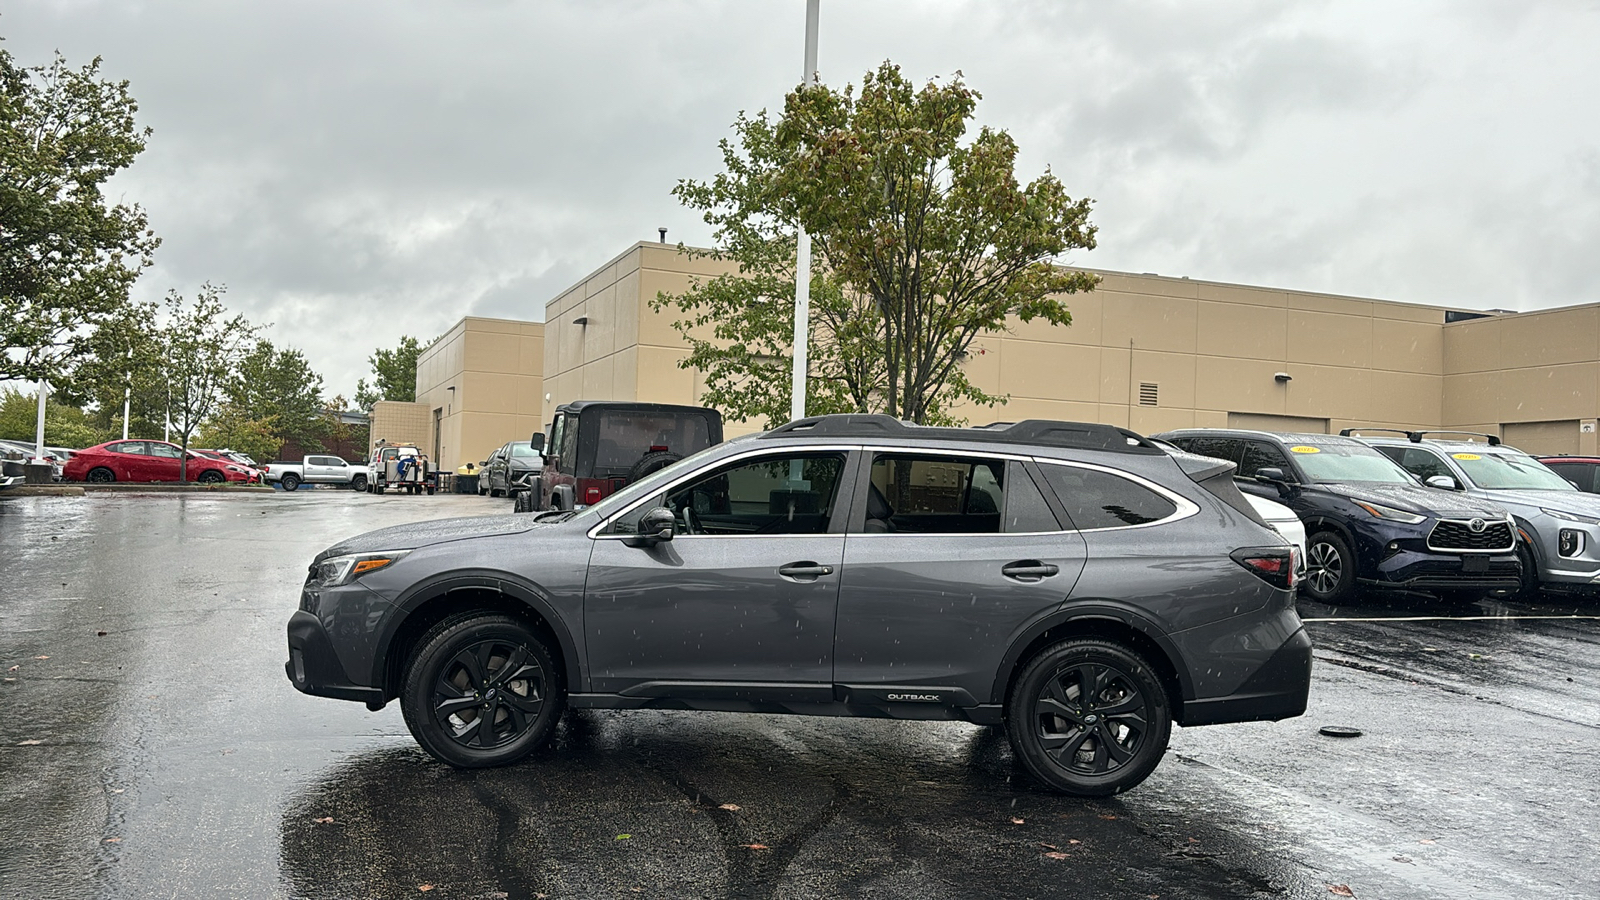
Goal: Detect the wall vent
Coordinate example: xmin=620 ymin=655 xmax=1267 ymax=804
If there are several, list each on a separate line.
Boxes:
xmin=1138 ymin=382 xmax=1159 ymax=407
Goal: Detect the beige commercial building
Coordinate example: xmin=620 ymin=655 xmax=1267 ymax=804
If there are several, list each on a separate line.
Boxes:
xmin=369 ymin=316 xmax=545 ymax=471
xmin=392 ymin=241 xmax=1600 ymax=468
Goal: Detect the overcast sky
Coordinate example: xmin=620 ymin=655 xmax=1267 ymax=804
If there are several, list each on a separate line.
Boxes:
xmin=7 ymin=1 xmax=1600 ymax=398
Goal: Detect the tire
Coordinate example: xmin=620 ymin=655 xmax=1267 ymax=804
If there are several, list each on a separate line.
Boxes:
xmin=477 ymin=476 xmax=487 ymax=496
xmin=376 ymin=482 xmax=386 ymax=495
xmin=1505 ymin=542 xmax=1540 ymax=603
xmin=626 ymin=450 xmax=682 ymax=485
xmin=1303 ymin=531 xmax=1357 ymax=604
xmin=353 ymin=475 xmax=368 ymax=492
xmin=1006 ymin=638 xmax=1172 ymax=797
xmin=527 ymin=477 xmax=544 ymax=511
xmin=86 ymin=467 xmax=115 ymax=484
xmin=281 ymin=473 xmax=301 ymax=492
xmin=513 ymin=491 xmax=532 ymax=513
xmin=400 ymin=614 xmax=565 ymax=768
xmin=197 ymin=469 xmax=225 ymax=484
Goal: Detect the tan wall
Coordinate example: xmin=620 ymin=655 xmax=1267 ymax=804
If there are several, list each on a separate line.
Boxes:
xmin=413 ymin=316 xmax=545 ymax=471
xmin=535 ymin=243 xmax=1600 ymax=450
xmin=368 ymin=401 xmax=432 ymax=458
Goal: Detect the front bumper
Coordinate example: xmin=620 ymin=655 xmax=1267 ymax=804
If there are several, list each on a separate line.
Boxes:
xmin=1369 ymin=548 xmax=1521 ymax=591
xmin=285 ymin=609 xmax=386 ymax=707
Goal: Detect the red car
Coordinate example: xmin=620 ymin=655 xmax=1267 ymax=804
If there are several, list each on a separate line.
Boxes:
xmin=64 ymin=440 xmax=252 ymax=484
xmin=192 ymin=448 xmax=264 ymax=483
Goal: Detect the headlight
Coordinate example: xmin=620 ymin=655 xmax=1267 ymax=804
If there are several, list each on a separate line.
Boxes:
xmin=1353 ymin=501 xmax=1427 ymax=524
xmin=226 ymin=465 xmax=244 ymax=473
xmin=1540 ymin=507 xmax=1600 ymax=526
xmin=310 ymin=551 xmax=411 ymax=588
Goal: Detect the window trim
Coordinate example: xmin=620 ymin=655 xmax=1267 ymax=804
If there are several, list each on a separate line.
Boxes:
xmin=1031 ymin=457 xmax=1199 ymax=532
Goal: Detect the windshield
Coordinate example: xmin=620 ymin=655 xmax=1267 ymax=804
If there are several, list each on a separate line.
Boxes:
xmin=510 ymin=443 xmax=542 ymax=459
xmin=1291 ymin=442 xmax=1416 ymax=484
xmin=1453 ymin=450 xmax=1575 ymax=491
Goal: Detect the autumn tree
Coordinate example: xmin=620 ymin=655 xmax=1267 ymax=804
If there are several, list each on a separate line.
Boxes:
xmin=658 ymin=62 xmax=1098 ymax=426
xmin=355 ymin=336 xmax=425 ymax=407
xmin=1 ymin=47 xmax=158 ymax=383
xmin=160 ymin=284 xmax=259 ymax=481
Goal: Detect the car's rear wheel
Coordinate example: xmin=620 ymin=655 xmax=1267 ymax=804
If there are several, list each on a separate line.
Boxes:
xmin=1006 ymin=638 xmax=1171 ymax=797
xmin=1303 ymin=531 xmax=1357 ymax=604
xmin=86 ymin=467 xmax=115 ymax=483
xmin=400 ymin=614 xmax=564 ymax=768
xmin=197 ymin=469 xmax=225 ymax=484
xmin=281 ymin=473 xmax=301 ymax=492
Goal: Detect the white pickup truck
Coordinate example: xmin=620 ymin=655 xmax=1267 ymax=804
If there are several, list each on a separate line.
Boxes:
xmin=263 ymin=455 xmax=368 ymax=492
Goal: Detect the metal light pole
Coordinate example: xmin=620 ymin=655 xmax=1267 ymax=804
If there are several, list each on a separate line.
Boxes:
xmin=789 ymin=0 xmax=819 ymax=423
xmin=33 ymin=379 xmax=47 ymax=460
xmin=122 ymin=346 xmax=132 ymax=440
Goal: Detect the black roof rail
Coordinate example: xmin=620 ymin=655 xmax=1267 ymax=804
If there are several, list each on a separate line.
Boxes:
xmin=1339 ymin=427 xmax=1424 ymax=443
xmin=1415 ymin=429 xmax=1501 ymax=446
xmin=762 ymin=414 xmax=1164 ymax=454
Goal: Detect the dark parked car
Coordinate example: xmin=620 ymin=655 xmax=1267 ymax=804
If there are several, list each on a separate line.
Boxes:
xmin=287 ymin=414 xmax=1308 ymax=797
xmin=480 ymin=441 xmax=543 ymax=498
xmin=524 ymin=400 xmax=723 ymax=511
xmin=1157 ymin=429 xmax=1519 ymax=605
xmin=1538 ymin=456 xmax=1600 ymax=494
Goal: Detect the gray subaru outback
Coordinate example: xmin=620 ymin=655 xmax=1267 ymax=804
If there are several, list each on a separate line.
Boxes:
xmin=286 ymin=415 xmax=1311 ymax=796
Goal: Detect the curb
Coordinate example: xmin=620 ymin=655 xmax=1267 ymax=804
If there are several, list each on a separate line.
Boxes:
xmin=0 ymin=486 xmax=86 ymax=498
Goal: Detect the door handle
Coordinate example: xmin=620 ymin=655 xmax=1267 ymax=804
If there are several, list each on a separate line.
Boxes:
xmin=777 ymin=561 xmax=835 ymax=581
xmin=1001 ymin=561 xmax=1060 ymax=580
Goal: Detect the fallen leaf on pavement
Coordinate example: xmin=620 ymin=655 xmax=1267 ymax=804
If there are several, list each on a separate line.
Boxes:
xmin=1010 ymin=817 xmax=1025 ymax=825
xmin=1392 ymin=856 xmax=1412 ymax=864
xmin=417 ymin=885 xmax=433 ymax=893
xmin=1329 ymin=886 xmax=1355 ymax=897
xmin=718 ymin=803 xmax=741 ymax=811
xmin=313 ymin=817 xmax=334 ymax=824
xmin=1069 ymin=839 xmax=1081 ymax=845
xmin=1418 ymin=839 xmax=1436 ymax=845
xmin=743 ymin=844 xmax=769 ymax=850
xmin=6 ymin=666 xmax=17 ymax=673
xmin=18 ymin=740 xmax=42 ymax=746
xmin=615 ymin=834 xmax=630 ymax=840
xmin=1039 ymin=842 xmax=1058 ymax=850
xmin=33 ymin=655 xmax=48 ymax=660
xmin=103 ymin=837 xmax=121 ymax=844
xmin=1043 ymin=851 xmax=1070 ymax=860
xmin=1099 ymin=814 xmax=1117 ymax=820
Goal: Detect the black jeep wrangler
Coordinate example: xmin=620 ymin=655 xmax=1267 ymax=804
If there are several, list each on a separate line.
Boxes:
xmin=515 ymin=401 xmax=723 ymax=512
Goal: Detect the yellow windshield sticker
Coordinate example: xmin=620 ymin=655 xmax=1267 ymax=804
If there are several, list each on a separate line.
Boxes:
xmin=1289 ymin=445 xmax=1321 ymax=454
xmin=1452 ymin=453 xmax=1482 ymax=461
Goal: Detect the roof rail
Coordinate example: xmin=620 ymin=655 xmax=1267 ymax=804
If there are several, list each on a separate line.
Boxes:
xmin=1339 ymin=427 xmax=1424 ymax=443
xmin=762 ymin=414 xmax=1163 ymax=454
xmin=1414 ymin=429 xmax=1501 ymax=446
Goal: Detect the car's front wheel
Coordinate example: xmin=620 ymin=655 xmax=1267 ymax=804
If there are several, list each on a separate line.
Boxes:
xmin=352 ymin=475 xmax=368 ymax=492
xmin=400 ymin=614 xmax=565 ymax=768
xmin=197 ymin=469 xmax=225 ymax=484
xmin=1303 ymin=531 xmax=1357 ymax=604
xmin=1006 ymin=638 xmax=1171 ymax=796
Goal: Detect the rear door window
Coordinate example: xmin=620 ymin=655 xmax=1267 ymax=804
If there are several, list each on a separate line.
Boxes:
xmin=1037 ymin=464 xmax=1179 ymax=530
xmin=856 ymin=454 xmax=1012 ymax=534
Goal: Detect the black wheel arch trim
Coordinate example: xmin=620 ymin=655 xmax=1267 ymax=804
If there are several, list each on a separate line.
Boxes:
xmin=374 ymin=570 xmax=584 ymax=696
xmin=989 ymin=601 xmax=1195 ymax=706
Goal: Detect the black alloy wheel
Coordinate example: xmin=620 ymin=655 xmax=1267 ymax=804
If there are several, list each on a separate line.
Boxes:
xmin=1007 ymin=638 xmax=1171 ymax=796
xmin=281 ymin=473 xmax=301 ymax=492
xmin=86 ymin=467 xmax=115 ymax=483
xmin=1303 ymin=531 xmax=1357 ymax=603
xmin=401 ymin=614 xmax=564 ymax=768
xmin=197 ymin=469 xmax=225 ymax=484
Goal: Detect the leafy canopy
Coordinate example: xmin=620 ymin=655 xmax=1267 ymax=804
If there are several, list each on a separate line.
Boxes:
xmin=1 ymin=47 xmax=158 ymax=381
xmin=160 ymin=284 xmax=260 ymax=480
xmin=355 ymin=335 xmax=426 ymax=407
xmin=658 ymin=61 xmax=1097 ymax=426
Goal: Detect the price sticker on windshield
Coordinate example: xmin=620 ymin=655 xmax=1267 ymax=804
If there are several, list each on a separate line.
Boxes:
xmin=1452 ymin=453 xmax=1482 ymax=460
xmin=1289 ymin=445 xmax=1321 ymax=454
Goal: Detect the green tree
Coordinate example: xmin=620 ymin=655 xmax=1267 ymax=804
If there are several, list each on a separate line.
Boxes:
xmin=160 ymin=284 xmax=259 ymax=481
xmin=657 ymin=62 xmax=1098 ymax=426
xmin=0 ymin=387 xmax=104 ymax=448
xmin=55 ymin=298 xmax=167 ymax=439
xmin=229 ymin=339 xmax=326 ymax=452
xmin=354 ymin=335 xmax=425 ymax=407
xmin=1 ymin=47 xmax=159 ymax=383
xmin=193 ymin=401 xmax=279 ymax=463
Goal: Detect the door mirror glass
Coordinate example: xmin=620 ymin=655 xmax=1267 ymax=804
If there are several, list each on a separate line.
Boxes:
xmin=636 ymin=506 xmax=676 ymax=543
xmin=529 ymin=432 xmax=545 ymax=453
xmin=1425 ymin=474 xmax=1459 ymax=491
xmin=1256 ymin=467 xmax=1287 ymax=483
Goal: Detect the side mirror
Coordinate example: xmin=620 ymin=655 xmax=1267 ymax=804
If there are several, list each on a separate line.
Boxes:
xmin=529 ymin=432 xmax=545 ymax=453
xmin=1425 ymin=474 xmax=1459 ymax=491
xmin=1256 ymin=467 xmax=1287 ymax=483
xmin=627 ymin=507 xmax=677 ymax=546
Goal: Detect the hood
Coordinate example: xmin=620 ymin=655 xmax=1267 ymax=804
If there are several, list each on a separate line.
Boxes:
xmin=1481 ymin=488 xmax=1600 ymax=517
xmin=1316 ymin=482 xmax=1508 ymax=518
xmin=318 ymin=514 xmax=539 ymax=560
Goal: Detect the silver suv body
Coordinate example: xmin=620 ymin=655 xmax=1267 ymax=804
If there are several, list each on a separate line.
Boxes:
xmin=1353 ymin=430 xmax=1600 ymax=595
xmin=286 ymin=415 xmax=1310 ymax=796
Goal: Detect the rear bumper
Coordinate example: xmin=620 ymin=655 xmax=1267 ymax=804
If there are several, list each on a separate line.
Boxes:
xmin=285 ymin=609 xmax=385 ymax=707
xmin=1179 ymin=627 xmax=1312 ymax=727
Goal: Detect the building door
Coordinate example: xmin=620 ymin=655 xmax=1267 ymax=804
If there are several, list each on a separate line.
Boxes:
xmin=1502 ymin=420 xmax=1579 ymax=456
xmin=432 ymin=408 xmax=442 ymax=465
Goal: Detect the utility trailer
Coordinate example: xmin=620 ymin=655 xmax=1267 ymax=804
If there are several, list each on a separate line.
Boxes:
xmin=367 ymin=443 xmax=436 ymax=495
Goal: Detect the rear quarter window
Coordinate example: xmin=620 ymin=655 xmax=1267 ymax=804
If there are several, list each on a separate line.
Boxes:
xmin=1037 ymin=465 xmax=1178 ymax=530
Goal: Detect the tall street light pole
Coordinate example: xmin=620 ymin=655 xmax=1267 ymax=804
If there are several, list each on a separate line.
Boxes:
xmin=789 ymin=0 xmax=819 ymax=423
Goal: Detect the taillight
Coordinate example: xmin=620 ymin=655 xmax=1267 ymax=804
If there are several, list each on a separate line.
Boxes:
xmin=1231 ymin=547 xmax=1297 ymax=590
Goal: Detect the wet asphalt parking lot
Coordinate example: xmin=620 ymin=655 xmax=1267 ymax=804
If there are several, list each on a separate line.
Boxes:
xmin=1 ymin=491 xmax=1597 ymax=900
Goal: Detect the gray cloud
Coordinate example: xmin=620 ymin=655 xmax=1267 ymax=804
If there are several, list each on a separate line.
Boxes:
xmin=6 ymin=0 xmax=1600 ymax=396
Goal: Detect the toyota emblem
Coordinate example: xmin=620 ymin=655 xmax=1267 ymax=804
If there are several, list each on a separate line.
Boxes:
xmin=1468 ymin=518 xmax=1487 ymax=533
